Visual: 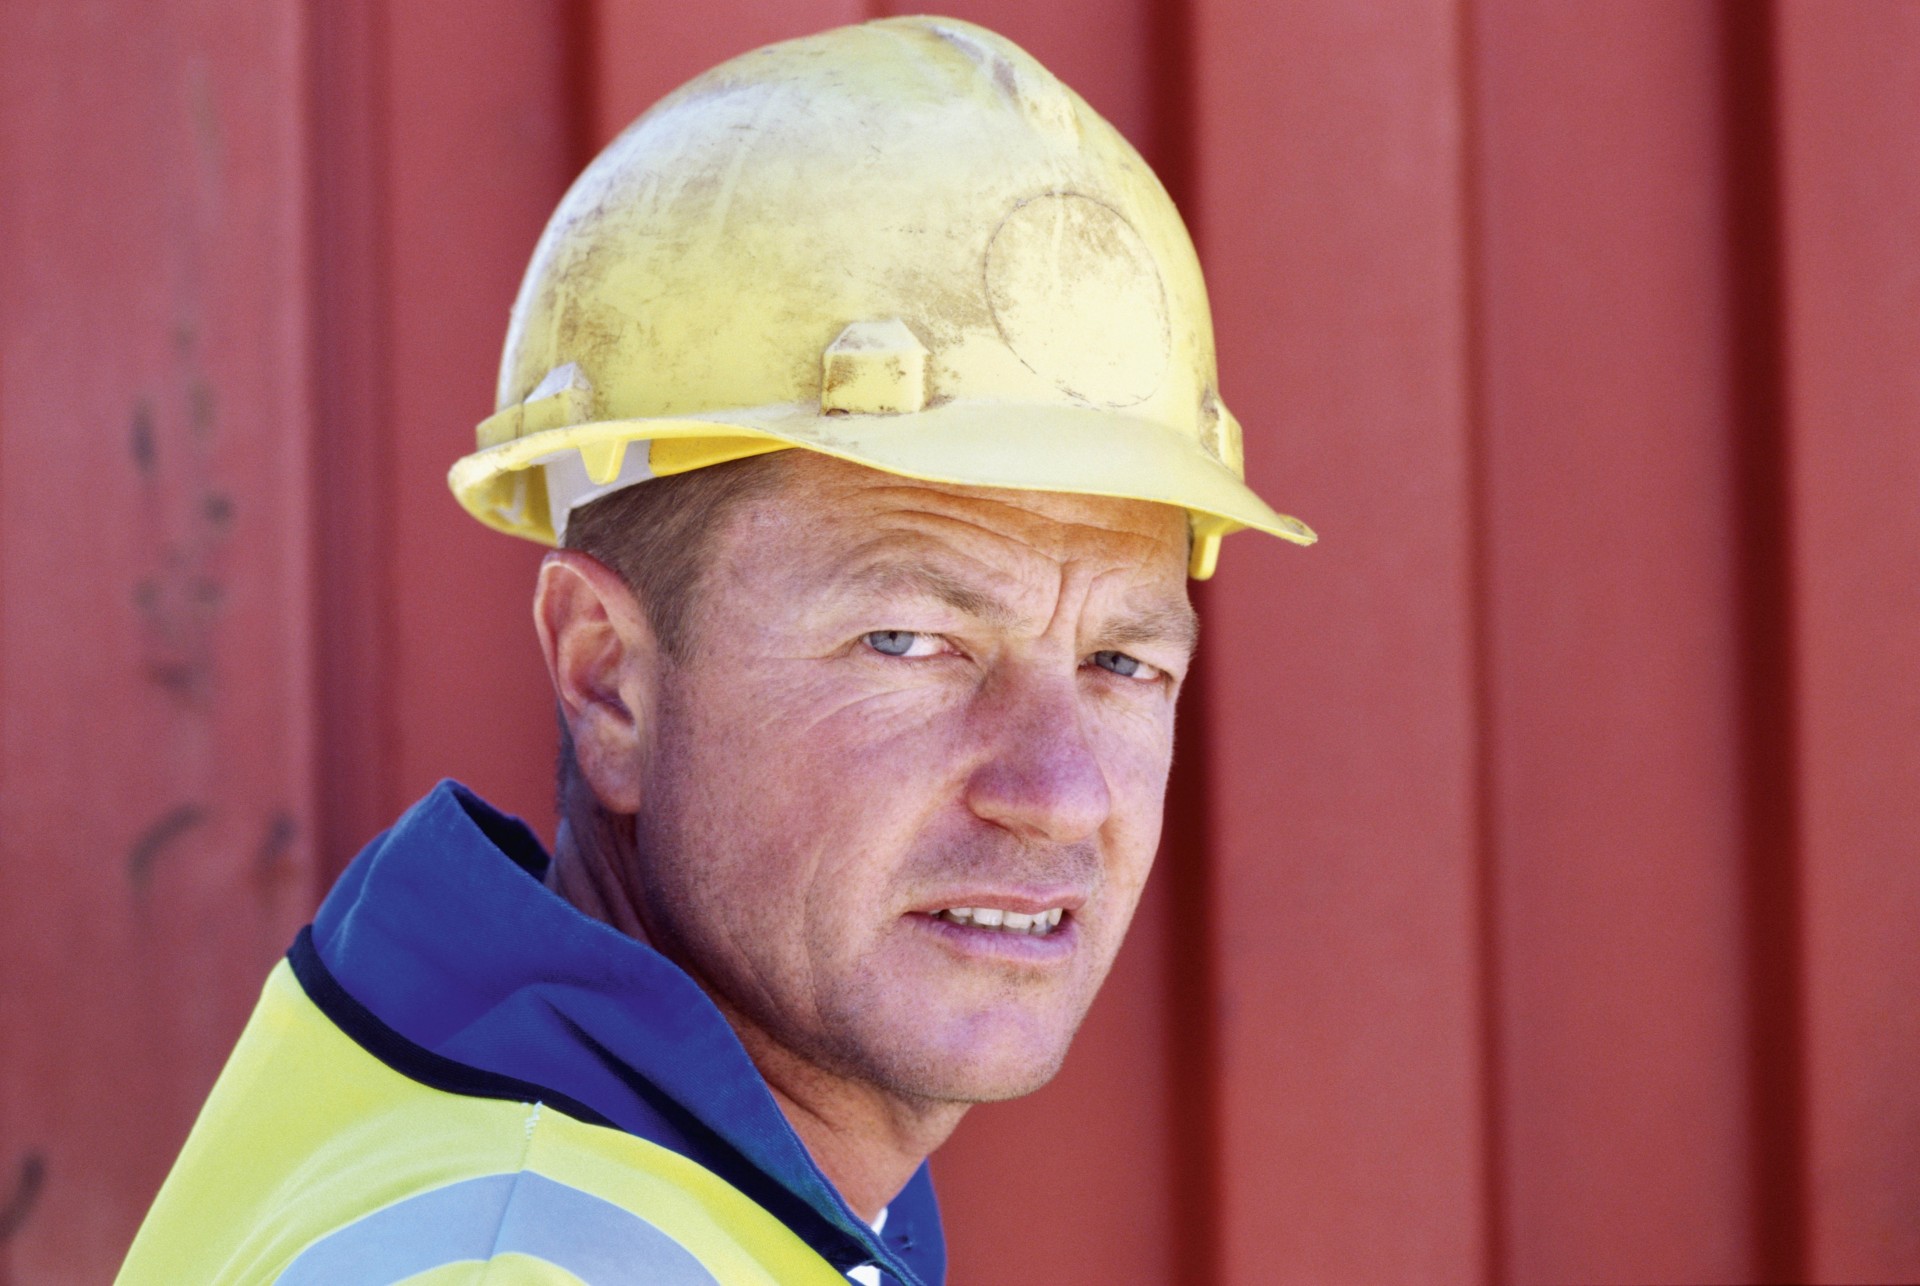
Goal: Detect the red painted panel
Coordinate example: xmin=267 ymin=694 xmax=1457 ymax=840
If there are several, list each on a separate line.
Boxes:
xmin=1468 ymin=7 xmax=1758 ymax=1281
xmin=1774 ymin=4 xmax=1920 ymax=1280
xmin=380 ymin=1 xmax=577 ymax=841
xmin=586 ymin=0 xmax=869 ymax=145
xmin=0 ymin=2 xmax=316 ymax=1278
xmin=1191 ymin=3 xmax=1488 ymax=1282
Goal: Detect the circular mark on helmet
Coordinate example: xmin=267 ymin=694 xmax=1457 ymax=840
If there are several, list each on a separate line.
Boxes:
xmin=985 ymin=193 xmax=1169 ymax=407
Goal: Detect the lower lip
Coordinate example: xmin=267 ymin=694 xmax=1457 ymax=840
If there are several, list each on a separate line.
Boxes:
xmin=908 ymin=912 xmax=1079 ymax=963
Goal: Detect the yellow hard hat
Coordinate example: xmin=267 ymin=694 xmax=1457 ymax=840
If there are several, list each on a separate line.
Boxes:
xmin=449 ymin=15 xmax=1313 ymax=578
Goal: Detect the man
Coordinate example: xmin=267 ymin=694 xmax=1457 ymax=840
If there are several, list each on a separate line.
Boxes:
xmin=119 ymin=15 xmax=1310 ymax=1285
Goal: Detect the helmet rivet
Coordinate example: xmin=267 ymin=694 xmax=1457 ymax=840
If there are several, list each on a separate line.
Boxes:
xmin=821 ymin=320 xmax=929 ymax=416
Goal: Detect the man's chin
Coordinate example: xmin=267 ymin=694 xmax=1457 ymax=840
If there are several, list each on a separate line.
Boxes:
xmin=849 ymin=1020 xmax=1080 ymax=1107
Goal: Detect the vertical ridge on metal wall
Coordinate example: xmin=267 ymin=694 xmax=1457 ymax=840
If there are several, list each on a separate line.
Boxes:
xmin=562 ymin=0 xmax=605 ymax=176
xmin=1453 ymin=1 xmax=1508 ymax=1282
xmin=306 ymin=0 xmax=397 ymax=883
xmin=1147 ymin=0 xmax=1227 ymax=1270
xmin=1771 ymin=4 xmax=1920 ymax=1278
xmin=1715 ymin=2 xmax=1809 ymax=1281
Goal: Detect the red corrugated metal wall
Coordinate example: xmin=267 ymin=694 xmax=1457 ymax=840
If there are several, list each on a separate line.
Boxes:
xmin=2 ymin=2 xmax=1915 ymax=1282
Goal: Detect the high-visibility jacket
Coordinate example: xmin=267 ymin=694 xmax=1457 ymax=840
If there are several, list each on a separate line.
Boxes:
xmin=118 ymin=782 xmax=944 ymax=1285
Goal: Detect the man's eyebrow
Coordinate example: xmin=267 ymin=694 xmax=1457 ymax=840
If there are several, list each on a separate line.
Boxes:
xmin=844 ymin=559 xmax=1199 ymax=654
xmin=1100 ymin=601 xmax=1200 ymax=657
xmin=843 ymin=560 xmax=1026 ymax=628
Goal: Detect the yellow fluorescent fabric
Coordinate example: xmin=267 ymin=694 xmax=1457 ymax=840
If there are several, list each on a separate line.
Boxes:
xmin=400 ymin=1256 xmax=587 ymax=1285
xmin=116 ymin=963 xmax=848 ymax=1286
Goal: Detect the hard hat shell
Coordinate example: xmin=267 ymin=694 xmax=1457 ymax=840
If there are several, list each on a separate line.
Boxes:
xmin=449 ymin=15 xmax=1314 ymax=578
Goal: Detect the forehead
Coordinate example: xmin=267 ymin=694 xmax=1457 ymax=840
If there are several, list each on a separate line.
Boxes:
xmin=713 ymin=452 xmax=1191 ymax=590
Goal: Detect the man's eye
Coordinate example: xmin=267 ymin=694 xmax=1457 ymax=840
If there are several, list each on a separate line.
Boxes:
xmin=864 ymin=630 xmax=938 ymax=658
xmin=1091 ymin=650 xmax=1162 ymax=681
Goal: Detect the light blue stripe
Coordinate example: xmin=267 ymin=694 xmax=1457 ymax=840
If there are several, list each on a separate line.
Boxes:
xmin=276 ymin=1172 xmax=720 ymax=1285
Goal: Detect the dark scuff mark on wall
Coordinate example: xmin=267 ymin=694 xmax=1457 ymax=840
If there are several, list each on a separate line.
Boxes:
xmin=253 ymin=809 xmax=299 ymax=892
xmin=0 ymin=1152 xmax=47 ymax=1244
xmin=130 ymin=349 xmax=235 ymax=707
xmin=127 ymin=803 xmax=208 ymax=896
xmin=129 ymin=401 xmax=158 ymax=475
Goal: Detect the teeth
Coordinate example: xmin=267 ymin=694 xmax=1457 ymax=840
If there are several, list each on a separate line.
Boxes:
xmin=936 ymin=906 xmax=1067 ymax=935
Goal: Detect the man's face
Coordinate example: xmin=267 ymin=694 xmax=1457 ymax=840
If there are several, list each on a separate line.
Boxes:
xmin=630 ymin=454 xmax=1194 ymax=1105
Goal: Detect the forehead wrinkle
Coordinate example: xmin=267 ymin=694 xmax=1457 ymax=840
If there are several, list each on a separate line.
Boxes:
xmin=852 ymin=483 xmax=1185 ymax=564
xmin=840 ymin=557 xmax=1029 ymax=632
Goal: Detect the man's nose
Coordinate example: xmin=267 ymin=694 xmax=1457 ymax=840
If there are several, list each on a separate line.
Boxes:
xmin=962 ymin=666 xmax=1112 ymax=846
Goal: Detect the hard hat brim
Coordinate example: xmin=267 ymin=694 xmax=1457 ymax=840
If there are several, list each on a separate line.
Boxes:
xmin=447 ymin=402 xmax=1315 ymax=580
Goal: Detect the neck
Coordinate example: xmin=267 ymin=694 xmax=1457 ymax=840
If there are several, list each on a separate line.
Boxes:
xmin=547 ymin=814 xmax=653 ymax=943
xmin=720 ymin=996 xmax=969 ymax=1223
xmin=548 ymin=810 xmax=960 ymax=1222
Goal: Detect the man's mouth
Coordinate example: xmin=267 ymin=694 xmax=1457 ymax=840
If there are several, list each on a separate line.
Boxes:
xmin=930 ymin=906 xmax=1066 ymax=936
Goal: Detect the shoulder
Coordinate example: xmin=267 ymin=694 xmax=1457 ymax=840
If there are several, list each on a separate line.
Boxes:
xmin=119 ymin=962 xmax=847 ymax=1286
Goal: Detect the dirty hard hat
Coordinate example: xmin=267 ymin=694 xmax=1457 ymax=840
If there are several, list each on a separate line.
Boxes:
xmin=448 ymin=15 xmax=1314 ymax=579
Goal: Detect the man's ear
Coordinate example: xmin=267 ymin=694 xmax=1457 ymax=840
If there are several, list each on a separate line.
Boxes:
xmin=533 ymin=550 xmax=660 ymax=815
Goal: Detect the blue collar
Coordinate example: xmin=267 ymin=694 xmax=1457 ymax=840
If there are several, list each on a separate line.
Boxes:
xmin=305 ymin=781 xmax=944 ymax=1286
